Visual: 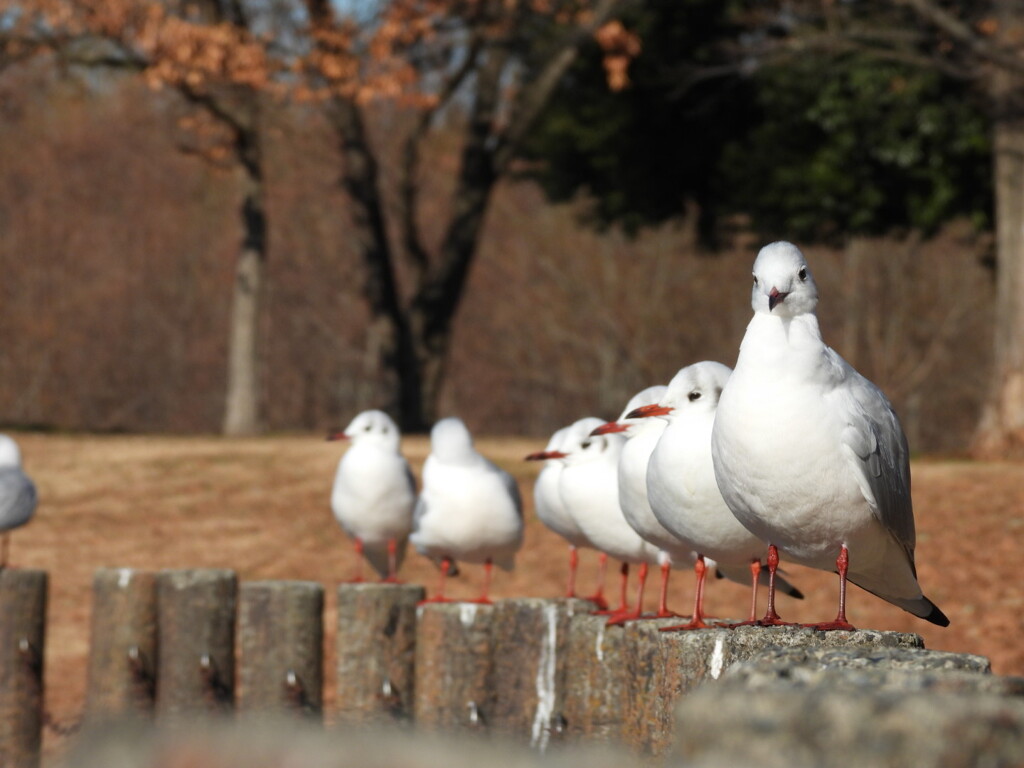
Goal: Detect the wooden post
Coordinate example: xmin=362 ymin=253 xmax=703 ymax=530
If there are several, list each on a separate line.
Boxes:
xmin=334 ymin=583 xmax=424 ymax=724
xmin=489 ymin=598 xmax=590 ymax=750
xmin=237 ymin=580 xmax=324 ymax=718
xmin=413 ymin=602 xmax=494 ymax=733
xmin=0 ymin=569 xmax=47 ymax=768
xmin=155 ymin=569 xmax=237 ymax=719
xmin=85 ymin=568 xmax=158 ymax=723
xmin=561 ymin=613 xmax=629 ymax=745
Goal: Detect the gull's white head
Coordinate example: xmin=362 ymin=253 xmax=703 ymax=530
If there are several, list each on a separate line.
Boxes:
xmin=751 ymin=241 xmax=819 ymax=318
xmin=562 ymin=429 xmax=623 ymax=467
xmin=626 ymin=362 xmax=732 ymax=421
xmin=0 ymin=435 xmax=22 ymax=468
xmin=338 ymin=409 xmax=401 ymax=449
xmin=662 ymin=361 xmax=733 ymax=415
xmin=430 ymin=417 xmax=476 ymax=464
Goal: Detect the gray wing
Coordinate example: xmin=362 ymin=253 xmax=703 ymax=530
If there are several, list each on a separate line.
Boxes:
xmin=0 ymin=469 xmax=37 ymax=531
xmin=831 ymin=350 xmax=916 ymax=562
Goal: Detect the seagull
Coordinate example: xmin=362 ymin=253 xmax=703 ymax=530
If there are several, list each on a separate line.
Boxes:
xmin=629 ymin=362 xmax=803 ymax=628
xmin=711 ymin=241 xmax=949 ymax=629
xmin=557 ymin=425 xmax=661 ymax=617
xmin=328 ymin=410 xmax=416 ymax=582
xmin=591 ymin=386 xmax=693 ymax=624
xmin=0 ymin=435 xmax=36 ymax=569
xmin=411 ymin=417 xmax=524 ymax=603
xmin=525 ymin=417 xmax=610 ymax=608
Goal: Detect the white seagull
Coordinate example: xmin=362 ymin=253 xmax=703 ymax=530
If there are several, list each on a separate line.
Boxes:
xmin=328 ymin=410 xmax=416 ymax=582
xmin=711 ymin=241 xmax=948 ymax=629
xmin=411 ymin=417 xmax=524 ymax=603
xmin=631 ymin=362 xmax=803 ymax=627
xmin=591 ymin=385 xmax=693 ymax=623
xmin=557 ymin=425 xmax=661 ymax=616
xmin=525 ymin=417 xmax=610 ymax=607
xmin=0 ymin=435 xmax=36 ymax=569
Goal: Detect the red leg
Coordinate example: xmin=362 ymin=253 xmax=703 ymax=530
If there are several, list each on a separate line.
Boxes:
xmin=660 ymin=555 xmax=712 ymax=631
xmin=806 ymin=546 xmax=856 ymax=631
xmin=347 ymin=538 xmax=366 ymax=583
xmin=585 ymin=552 xmax=609 ymax=610
xmin=380 ymin=538 xmax=402 ymax=583
xmin=566 ymin=546 xmax=579 ymax=598
xmin=754 ymin=544 xmax=800 ymax=626
xmin=747 ymin=559 xmax=761 ymax=622
xmin=591 ymin=561 xmax=628 ymax=616
xmin=418 ymin=556 xmax=454 ymax=604
xmin=471 ymin=559 xmax=494 ymax=604
xmin=606 ymin=562 xmax=649 ymax=625
xmin=654 ymin=561 xmax=679 ymax=618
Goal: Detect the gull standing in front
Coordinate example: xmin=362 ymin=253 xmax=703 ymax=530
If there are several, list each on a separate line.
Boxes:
xmin=711 ymin=241 xmax=948 ymax=629
xmin=631 ymin=362 xmax=803 ymax=628
xmin=329 ymin=410 xmax=416 ymax=582
xmin=0 ymin=434 xmax=36 ymax=569
xmin=411 ymin=417 xmax=524 ymax=603
xmin=525 ymin=417 xmax=610 ymax=607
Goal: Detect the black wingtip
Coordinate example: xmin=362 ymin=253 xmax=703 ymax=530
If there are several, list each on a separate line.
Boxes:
xmin=923 ymin=599 xmax=950 ymax=627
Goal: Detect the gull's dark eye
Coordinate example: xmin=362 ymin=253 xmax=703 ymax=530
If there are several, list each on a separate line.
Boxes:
xmin=581 ymin=440 xmax=591 ymax=450
xmin=752 ymin=274 xmax=759 ymax=286
xmin=364 ymin=424 xmax=372 ymax=431
xmin=798 ymin=267 xmax=807 ymax=281
xmin=688 ymin=391 xmax=702 ymax=402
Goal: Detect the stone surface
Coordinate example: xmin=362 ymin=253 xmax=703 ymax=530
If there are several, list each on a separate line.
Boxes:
xmin=619 ymin=622 xmax=924 ymax=755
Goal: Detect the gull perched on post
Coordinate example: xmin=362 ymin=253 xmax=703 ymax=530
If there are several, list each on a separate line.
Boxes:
xmin=328 ymin=410 xmax=416 ymax=582
xmin=711 ymin=241 xmax=948 ymax=629
xmin=0 ymin=434 xmax=36 ymax=569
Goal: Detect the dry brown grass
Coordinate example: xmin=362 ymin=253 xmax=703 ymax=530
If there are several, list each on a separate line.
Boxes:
xmin=7 ymin=433 xmax=1023 ymax=764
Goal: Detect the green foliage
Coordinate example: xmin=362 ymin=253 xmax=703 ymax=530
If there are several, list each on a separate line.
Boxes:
xmin=522 ymin=2 xmax=992 ymax=242
xmin=717 ymin=54 xmax=992 ymax=241
xmin=520 ymin=0 xmax=752 ymax=237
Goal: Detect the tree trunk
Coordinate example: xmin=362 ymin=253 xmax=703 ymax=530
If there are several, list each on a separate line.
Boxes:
xmin=973 ymin=4 xmax=1024 ymax=457
xmin=973 ymin=111 xmax=1024 ymax=457
xmin=222 ymin=140 xmax=268 ymax=436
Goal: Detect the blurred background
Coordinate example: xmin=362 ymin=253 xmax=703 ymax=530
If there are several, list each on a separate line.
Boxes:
xmin=0 ymin=0 xmax=1020 ymax=457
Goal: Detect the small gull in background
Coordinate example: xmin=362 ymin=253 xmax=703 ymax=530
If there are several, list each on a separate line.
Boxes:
xmin=412 ymin=418 xmax=524 ymax=604
xmin=328 ymin=410 xmax=416 ymax=582
xmin=525 ymin=417 xmax=610 ymax=608
xmin=711 ymin=241 xmax=949 ymax=629
xmin=0 ymin=434 xmax=36 ymax=569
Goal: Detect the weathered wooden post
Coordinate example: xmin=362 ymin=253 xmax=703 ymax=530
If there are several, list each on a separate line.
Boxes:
xmin=414 ymin=602 xmax=495 ymax=733
xmin=489 ymin=598 xmax=590 ymax=750
xmin=0 ymin=569 xmax=47 ymax=768
xmin=85 ymin=568 xmax=158 ymax=723
xmin=237 ymin=580 xmax=324 ymax=718
xmin=561 ymin=613 xmax=629 ymax=744
xmin=334 ymin=583 xmax=424 ymax=724
xmin=155 ymin=569 xmax=237 ymax=719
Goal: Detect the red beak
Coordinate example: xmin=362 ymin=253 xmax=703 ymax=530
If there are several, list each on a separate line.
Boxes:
xmin=768 ymin=287 xmax=789 ymax=311
xmin=525 ymin=450 xmax=567 ymax=461
xmin=590 ymin=421 xmax=629 ymax=436
xmin=326 ymin=430 xmax=349 ymax=441
xmin=625 ymin=403 xmax=673 ymax=419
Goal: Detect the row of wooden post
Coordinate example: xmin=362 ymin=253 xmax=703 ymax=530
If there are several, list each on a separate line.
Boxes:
xmin=0 ymin=568 xmax=926 ymax=768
